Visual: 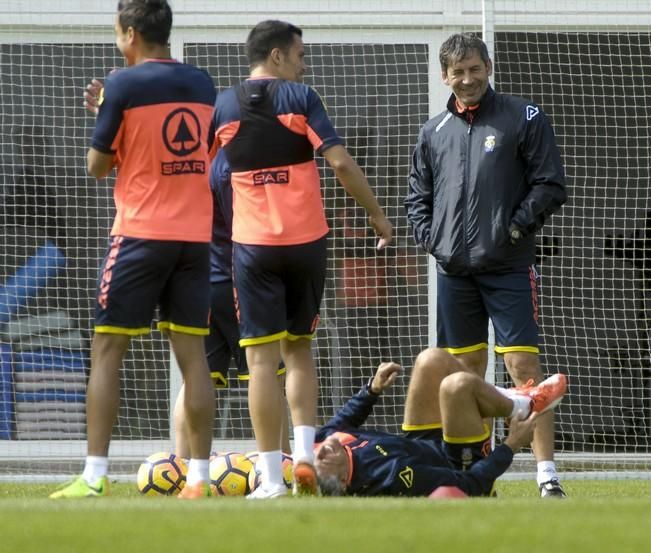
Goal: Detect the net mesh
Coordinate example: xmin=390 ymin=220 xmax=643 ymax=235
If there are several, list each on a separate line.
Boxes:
xmin=1 ymin=0 xmax=650 ymax=477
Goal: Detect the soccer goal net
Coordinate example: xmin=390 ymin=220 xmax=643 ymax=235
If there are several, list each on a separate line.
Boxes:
xmin=0 ymin=0 xmax=649 ymax=480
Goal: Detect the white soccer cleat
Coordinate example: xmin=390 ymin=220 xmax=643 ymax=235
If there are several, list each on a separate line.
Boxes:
xmin=246 ymin=482 xmax=288 ymax=500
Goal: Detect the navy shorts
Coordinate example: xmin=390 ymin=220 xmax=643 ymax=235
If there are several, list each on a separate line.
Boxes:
xmin=94 ymin=236 xmax=210 ymax=336
xmin=232 ymin=236 xmax=327 ymax=346
xmin=436 ymin=266 xmax=540 ymax=355
xmin=206 ymin=280 xmax=287 ymax=386
xmin=442 ymin=424 xmax=492 ymax=471
xmin=206 ymin=280 xmax=247 ymax=387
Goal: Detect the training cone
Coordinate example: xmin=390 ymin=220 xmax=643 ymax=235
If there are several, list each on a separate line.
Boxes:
xmin=428 ymin=486 xmax=468 ymax=499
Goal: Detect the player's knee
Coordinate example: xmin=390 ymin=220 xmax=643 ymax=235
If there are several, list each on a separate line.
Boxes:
xmin=414 ymin=347 xmax=455 ymax=376
xmin=439 ymin=371 xmax=475 ymax=399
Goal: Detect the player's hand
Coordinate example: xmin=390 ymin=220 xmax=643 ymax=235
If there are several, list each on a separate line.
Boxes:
xmin=503 ymin=412 xmax=538 ymax=453
xmin=83 ymin=79 xmax=104 ymax=116
xmin=370 ymin=362 xmax=402 ymax=394
xmin=509 ymin=223 xmax=524 ymax=245
xmin=369 ymin=213 xmax=393 ymax=250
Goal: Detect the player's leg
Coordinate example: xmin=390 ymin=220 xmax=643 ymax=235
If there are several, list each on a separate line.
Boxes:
xmin=234 ymin=242 xmax=290 ymax=498
xmin=174 ymin=280 xmax=237 ymax=459
xmin=281 ymin=337 xmax=317 ymax=448
xmin=402 ymin=347 xmax=464 ymax=432
xmin=86 ymin=333 xmax=130 ymax=459
xmin=282 ymin=236 xmax=327 ymax=496
xmin=168 ymin=332 xmax=214 ymax=457
xmin=169 ymin=333 xmax=214 ymax=499
xmin=276 ymin=372 xmax=291 ymax=454
xmin=159 ymin=241 xmax=214 ymax=498
xmin=440 ymin=371 xmax=514 ymax=436
xmin=51 ymin=236 xmax=162 ymax=498
xmin=436 ymin=371 xmax=497 ymax=470
xmin=246 ymin=342 xmax=285 ymax=451
xmin=245 ymin=341 xmax=287 ymax=498
xmin=172 ymin=383 xmax=189 ymax=459
xmin=504 ymin=350 xmax=563 ymax=496
xmin=483 ymin=266 xmax=566 ymax=498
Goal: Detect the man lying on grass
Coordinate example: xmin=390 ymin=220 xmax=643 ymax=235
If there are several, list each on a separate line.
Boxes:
xmin=313 ymin=348 xmax=567 ymax=497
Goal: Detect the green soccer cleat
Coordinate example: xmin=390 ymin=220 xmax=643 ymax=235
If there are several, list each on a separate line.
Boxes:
xmin=49 ymin=476 xmax=109 ymax=499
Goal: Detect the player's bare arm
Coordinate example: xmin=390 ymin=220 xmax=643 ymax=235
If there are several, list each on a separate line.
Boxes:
xmin=87 ymin=148 xmax=115 ymax=179
xmin=322 ymin=144 xmax=393 ymax=250
xmin=84 ymin=79 xmax=116 ymax=178
xmin=370 ymin=362 xmax=402 ymax=394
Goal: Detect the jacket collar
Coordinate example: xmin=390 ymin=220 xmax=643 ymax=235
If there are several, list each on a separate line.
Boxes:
xmin=447 ymin=86 xmax=496 ymax=120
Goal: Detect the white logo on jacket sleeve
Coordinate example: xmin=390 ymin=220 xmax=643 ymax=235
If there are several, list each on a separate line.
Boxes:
xmin=526 ymin=105 xmax=539 ymax=120
xmin=435 ymin=112 xmax=453 ymax=132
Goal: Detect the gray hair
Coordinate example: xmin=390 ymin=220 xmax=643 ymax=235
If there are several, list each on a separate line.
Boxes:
xmin=317 ymin=473 xmax=346 ymax=497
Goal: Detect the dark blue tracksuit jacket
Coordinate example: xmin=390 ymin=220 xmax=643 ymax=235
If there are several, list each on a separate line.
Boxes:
xmin=316 ymin=385 xmax=514 ymax=496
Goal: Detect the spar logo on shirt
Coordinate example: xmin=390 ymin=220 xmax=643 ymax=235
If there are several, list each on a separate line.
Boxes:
xmin=161 ymin=107 xmax=206 ymax=175
xmin=252 ymin=169 xmax=289 ymax=186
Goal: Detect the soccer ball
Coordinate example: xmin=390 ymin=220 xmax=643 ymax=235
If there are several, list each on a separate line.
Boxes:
xmin=247 ymin=452 xmax=293 ymax=493
xmin=209 ymin=452 xmax=253 ymax=496
xmin=136 ymin=452 xmax=187 ymax=496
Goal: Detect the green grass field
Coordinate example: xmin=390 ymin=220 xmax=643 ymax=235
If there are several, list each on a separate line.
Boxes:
xmin=1 ymin=480 xmax=648 ymax=553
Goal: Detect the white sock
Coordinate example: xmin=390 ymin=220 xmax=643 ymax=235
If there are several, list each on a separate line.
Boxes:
xmin=292 ymin=425 xmax=315 ymax=464
xmin=509 ymin=395 xmax=532 ymax=420
xmin=496 ymin=386 xmax=532 ymax=420
xmin=258 ymin=450 xmax=284 ymax=488
xmin=82 ymin=456 xmax=108 ymax=483
xmin=186 ymin=458 xmax=210 ymax=486
xmin=537 ymin=461 xmax=558 ymax=486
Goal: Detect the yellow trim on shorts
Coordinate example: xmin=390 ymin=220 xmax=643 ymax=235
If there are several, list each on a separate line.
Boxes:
xmin=443 ymin=423 xmax=491 ymax=444
xmin=157 ymin=321 xmax=209 ymax=336
xmin=94 ymin=325 xmax=150 ymax=336
xmin=211 ymin=372 xmax=228 ymax=388
xmin=401 ymin=422 xmax=443 ymax=432
xmin=446 ymin=343 xmax=488 ymax=355
xmin=494 ymin=345 xmax=539 ymax=354
xmin=239 ymin=330 xmax=287 ymax=347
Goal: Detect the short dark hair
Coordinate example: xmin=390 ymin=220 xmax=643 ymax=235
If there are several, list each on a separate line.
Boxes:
xmin=117 ymin=0 xmax=172 ymax=46
xmin=439 ymin=33 xmax=490 ymax=73
xmin=245 ymin=20 xmax=303 ymax=67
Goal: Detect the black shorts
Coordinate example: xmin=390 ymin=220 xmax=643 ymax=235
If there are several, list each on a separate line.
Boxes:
xmin=206 ymin=281 xmax=286 ymax=387
xmin=206 ymin=280 xmax=247 ymax=387
xmin=94 ymin=236 xmax=210 ymax=336
xmin=232 ymin=236 xmax=327 ymax=346
xmin=436 ymin=266 xmax=540 ymax=355
xmin=442 ymin=424 xmax=492 ymax=471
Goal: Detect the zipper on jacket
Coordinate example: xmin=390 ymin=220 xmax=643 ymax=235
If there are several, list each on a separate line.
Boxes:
xmin=463 ymin=121 xmax=473 ymax=266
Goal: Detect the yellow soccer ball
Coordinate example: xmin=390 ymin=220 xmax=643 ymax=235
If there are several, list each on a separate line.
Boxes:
xmin=136 ymin=452 xmax=187 ymax=496
xmin=209 ymin=452 xmax=253 ymax=496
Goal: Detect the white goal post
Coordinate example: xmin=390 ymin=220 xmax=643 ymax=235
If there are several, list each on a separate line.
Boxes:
xmin=1 ymin=0 xmax=650 ymax=480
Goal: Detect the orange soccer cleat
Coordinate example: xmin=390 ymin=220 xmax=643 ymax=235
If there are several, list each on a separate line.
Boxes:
xmin=177 ymin=481 xmax=212 ymax=499
xmin=514 ymin=374 xmax=568 ymax=415
xmin=292 ymin=461 xmax=319 ymax=497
